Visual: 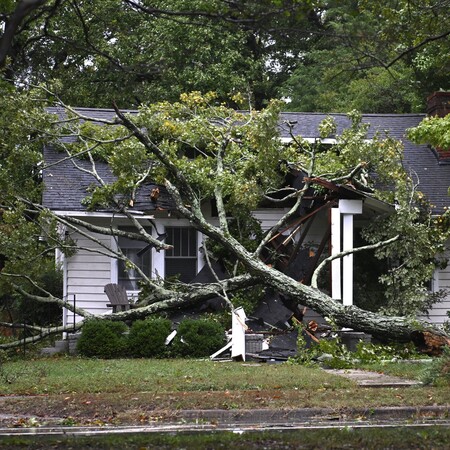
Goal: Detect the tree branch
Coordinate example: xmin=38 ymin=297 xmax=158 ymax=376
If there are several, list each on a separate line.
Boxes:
xmin=0 ymin=0 xmax=49 ymax=68
xmin=0 ymin=273 xmax=92 ymax=318
xmin=385 ymin=30 xmax=450 ymax=69
xmin=113 ymin=104 xmax=202 ymax=214
xmin=0 ymin=322 xmax=83 ymax=350
xmin=311 ymin=235 xmax=400 ymax=289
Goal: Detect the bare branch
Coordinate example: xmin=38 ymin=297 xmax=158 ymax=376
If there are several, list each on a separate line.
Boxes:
xmin=311 ymin=235 xmax=400 ymax=289
xmin=253 ymin=185 xmax=308 ymax=257
xmin=384 ymin=30 xmax=450 ymax=69
xmin=113 ymin=104 xmax=202 ymax=214
xmin=0 ymin=273 xmax=92 ymax=318
xmin=214 ymin=138 xmax=231 ymax=233
xmin=0 ymin=322 xmax=83 ymax=350
xmin=202 ymin=239 xmax=234 ymax=310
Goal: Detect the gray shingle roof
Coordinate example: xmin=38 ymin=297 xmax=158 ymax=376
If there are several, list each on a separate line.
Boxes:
xmin=279 ymin=112 xmax=450 ymax=214
xmin=43 ymin=107 xmax=173 ymax=212
xmin=42 ymin=146 xmax=173 ymax=212
xmin=42 ymin=108 xmax=450 ymax=215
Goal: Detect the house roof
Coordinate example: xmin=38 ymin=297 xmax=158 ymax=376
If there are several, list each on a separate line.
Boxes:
xmin=43 ymin=146 xmax=173 ymax=213
xmin=279 ymin=112 xmax=450 ymax=215
xmin=43 ymin=107 xmax=173 ymax=213
xmin=42 ymin=108 xmax=450 ymax=215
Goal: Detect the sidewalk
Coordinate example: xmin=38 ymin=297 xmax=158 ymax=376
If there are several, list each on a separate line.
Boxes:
xmin=324 ymin=368 xmax=422 ymax=387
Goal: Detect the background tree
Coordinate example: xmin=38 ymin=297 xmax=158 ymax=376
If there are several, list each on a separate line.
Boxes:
xmin=3 ymin=0 xmax=322 ymax=108
xmin=0 ymin=1 xmax=61 ymax=73
xmin=3 ymin=1 xmax=447 ymax=111
xmin=281 ymin=0 xmax=450 ymax=112
xmin=0 ymin=82 xmax=65 ymax=332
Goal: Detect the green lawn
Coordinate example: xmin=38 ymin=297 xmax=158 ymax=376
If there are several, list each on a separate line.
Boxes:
xmin=358 ymin=360 xmax=431 ymax=380
xmin=0 ymin=357 xmax=448 ymax=415
xmin=1 ymin=357 xmax=353 ymax=395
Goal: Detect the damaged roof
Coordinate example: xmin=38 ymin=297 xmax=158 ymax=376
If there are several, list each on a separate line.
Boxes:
xmin=280 ymin=112 xmax=450 ymax=215
xmin=42 ymin=108 xmax=450 ymax=215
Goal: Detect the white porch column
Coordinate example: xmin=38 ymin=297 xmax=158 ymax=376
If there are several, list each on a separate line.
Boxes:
xmin=342 ymin=213 xmax=354 ymax=306
xmin=197 ymin=231 xmax=205 ymax=273
xmin=152 ymin=225 xmax=165 ymax=279
xmin=331 ymin=200 xmax=363 ymax=306
xmin=331 ymin=207 xmax=341 ymax=300
xmin=231 ymin=307 xmax=248 ymax=361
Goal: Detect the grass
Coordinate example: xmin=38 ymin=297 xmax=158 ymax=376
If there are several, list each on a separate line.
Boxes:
xmin=358 ymin=360 xmax=433 ymax=380
xmin=0 ymin=357 xmax=449 ymax=418
xmin=0 ymin=357 xmax=354 ymax=395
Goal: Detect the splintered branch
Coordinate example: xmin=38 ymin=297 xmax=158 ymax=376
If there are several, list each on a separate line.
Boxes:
xmin=253 ymin=185 xmax=308 ymax=257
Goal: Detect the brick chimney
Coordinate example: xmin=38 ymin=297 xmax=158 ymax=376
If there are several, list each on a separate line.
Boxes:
xmin=426 ymin=91 xmax=450 ymax=162
xmin=427 ymin=91 xmax=450 ymax=117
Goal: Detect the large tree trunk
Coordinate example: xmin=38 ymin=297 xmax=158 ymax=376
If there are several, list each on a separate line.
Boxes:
xmin=252 ymin=260 xmax=449 ymax=346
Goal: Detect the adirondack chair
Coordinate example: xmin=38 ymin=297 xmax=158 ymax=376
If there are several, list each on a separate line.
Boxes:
xmin=104 ymin=283 xmax=131 ymax=313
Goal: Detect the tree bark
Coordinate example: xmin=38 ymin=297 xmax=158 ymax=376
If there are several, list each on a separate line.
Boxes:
xmin=0 ymin=0 xmax=49 ymax=68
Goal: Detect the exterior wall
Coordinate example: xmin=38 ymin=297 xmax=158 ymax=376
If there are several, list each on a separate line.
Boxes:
xmin=425 ymin=243 xmax=450 ymax=326
xmin=252 ymin=208 xmax=289 ymax=231
xmin=63 ymin=210 xmax=329 ymax=320
xmin=63 ymin=230 xmax=114 ymax=326
xmin=67 ymin=207 xmax=450 ymax=329
xmin=63 ymin=217 xmax=210 ymax=320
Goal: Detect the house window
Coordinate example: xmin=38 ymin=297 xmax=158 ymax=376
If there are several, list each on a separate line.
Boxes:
xmin=118 ymin=228 xmax=152 ymax=291
xmin=165 ymin=227 xmax=197 ymax=283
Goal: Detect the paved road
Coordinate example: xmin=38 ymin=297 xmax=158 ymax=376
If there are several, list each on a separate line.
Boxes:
xmin=0 ymin=405 xmax=448 ymax=436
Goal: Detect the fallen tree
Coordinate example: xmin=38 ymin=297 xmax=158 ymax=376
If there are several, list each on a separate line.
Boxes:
xmin=0 ymin=92 xmax=449 ymax=353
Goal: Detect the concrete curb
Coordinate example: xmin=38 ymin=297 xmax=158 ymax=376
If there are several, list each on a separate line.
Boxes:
xmin=162 ymin=405 xmax=449 ymax=424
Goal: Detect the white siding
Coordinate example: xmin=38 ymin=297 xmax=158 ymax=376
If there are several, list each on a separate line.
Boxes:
xmin=63 ymin=218 xmax=206 ymax=321
xmin=424 ymin=245 xmax=450 ymax=326
xmin=64 ymin=231 xmax=114 ymax=323
xmin=252 ymin=208 xmax=288 ymax=231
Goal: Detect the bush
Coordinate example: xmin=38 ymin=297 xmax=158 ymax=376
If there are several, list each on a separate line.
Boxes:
xmin=128 ymin=318 xmax=172 ymax=358
xmin=77 ymin=319 xmax=128 ymax=359
xmin=421 ymin=346 xmax=450 ymax=386
xmin=172 ymin=318 xmax=225 ymax=358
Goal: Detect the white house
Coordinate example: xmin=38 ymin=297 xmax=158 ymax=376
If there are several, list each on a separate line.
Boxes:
xmin=42 ymin=93 xmax=450 ymax=328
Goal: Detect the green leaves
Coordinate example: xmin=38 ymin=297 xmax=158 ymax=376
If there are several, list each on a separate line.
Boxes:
xmin=408 ymin=115 xmax=450 ymax=149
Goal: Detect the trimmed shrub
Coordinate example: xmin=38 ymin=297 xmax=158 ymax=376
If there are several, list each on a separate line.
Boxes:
xmin=172 ymin=318 xmax=225 ymax=358
xmin=128 ymin=318 xmax=172 ymax=358
xmin=77 ymin=319 xmax=128 ymax=359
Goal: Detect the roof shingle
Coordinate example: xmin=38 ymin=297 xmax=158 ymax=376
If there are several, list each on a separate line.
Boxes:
xmin=42 ymin=108 xmax=450 ymax=215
